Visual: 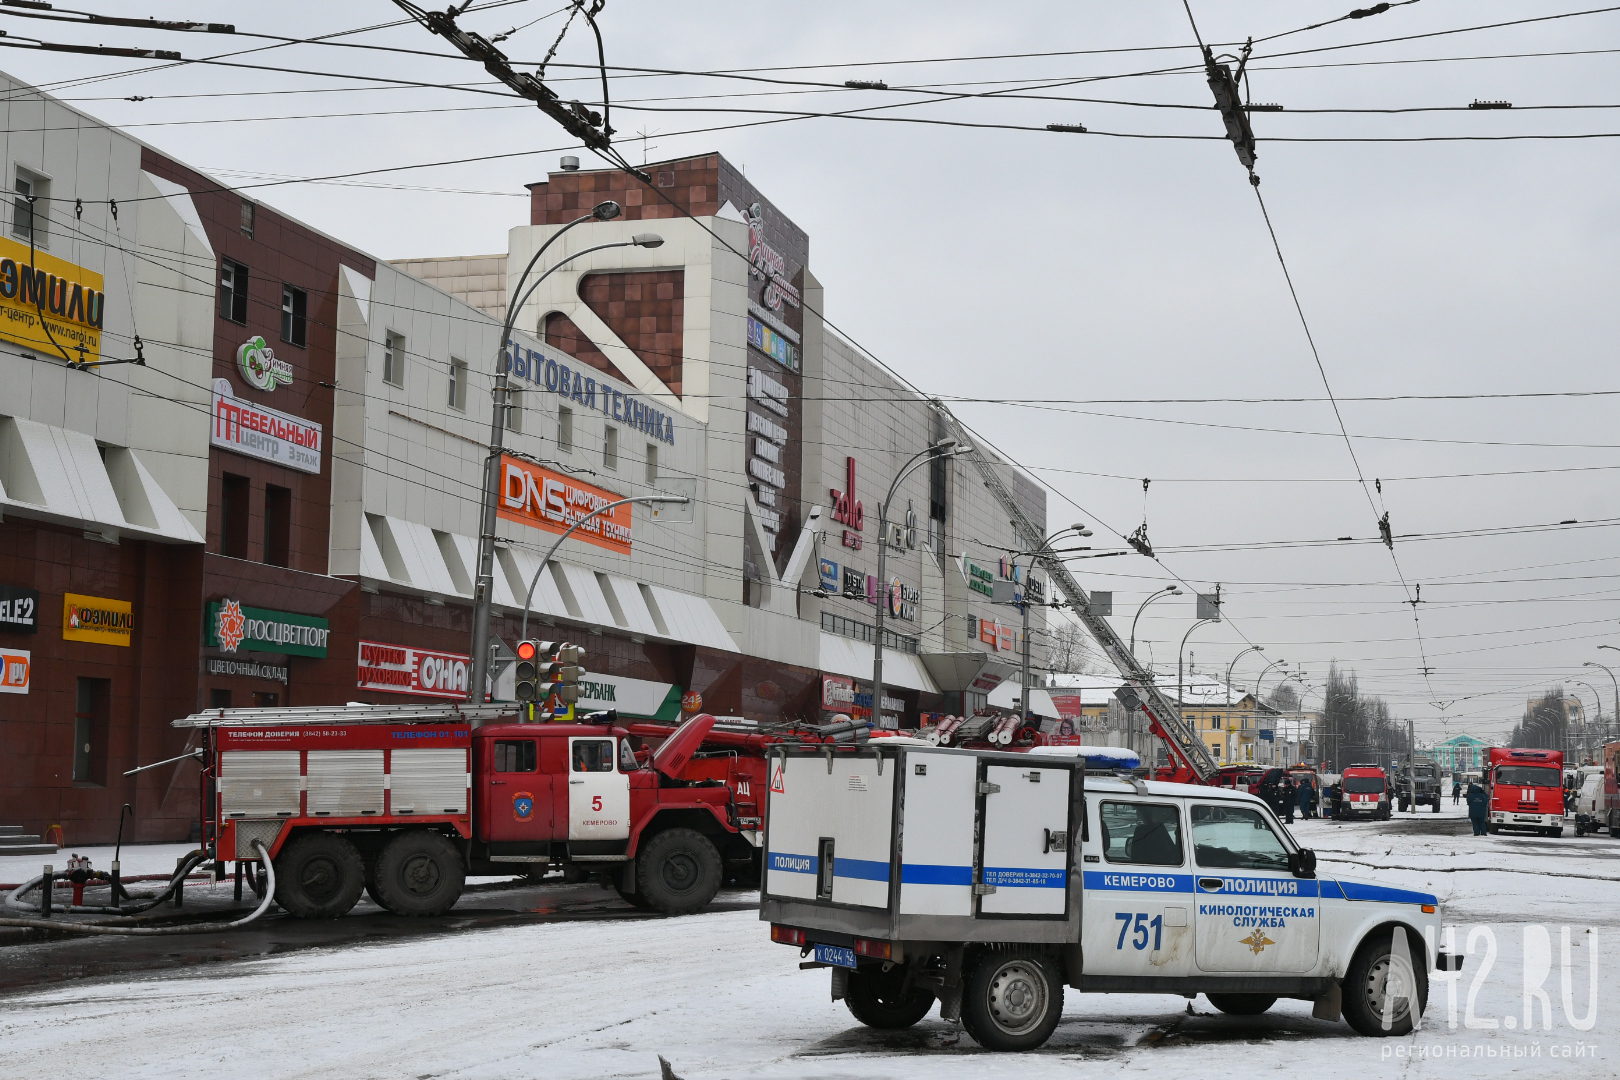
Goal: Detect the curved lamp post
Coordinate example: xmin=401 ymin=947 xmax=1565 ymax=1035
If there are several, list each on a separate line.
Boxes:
xmin=1176 ymin=618 xmax=1216 ymax=713
xmin=1006 ymin=523 xmax=1093 ymax=715
xmin=1588 ymin=655 xmax=1620 ymax=740
xmin=1224 ymin=645 xmax=1264 ymax=707
xmin=1129 ymin=584 xmax=1181 ymax=656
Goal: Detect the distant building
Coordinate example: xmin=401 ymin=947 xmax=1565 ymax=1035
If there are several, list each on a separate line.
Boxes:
xmin=1434 ymin=734 xmax=1491 ymax=775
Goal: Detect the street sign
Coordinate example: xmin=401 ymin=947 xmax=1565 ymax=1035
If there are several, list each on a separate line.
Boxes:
xmin=1087 ymin=591 xmax=1113 ymax=616
xmin=1197 ymin=592 xmax=1222 ymax=622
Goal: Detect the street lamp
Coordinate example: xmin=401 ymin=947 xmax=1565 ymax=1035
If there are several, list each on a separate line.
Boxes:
xmin=1005 ymin=523 xmax=1093 ymax=717
xmin=1572 ymin=680 xmax=1604 ymax=761
xmin=871 ymin=439 xmax=968 ymax=731
xmin=1589 ymin=654 xmax=1620 ymax=738
xmin=1254 ymin=657 xmax=1288 ymax=701
xmin=468 ymin=198 xmax=628 ymax=701
xmin=1129 ymin=584 xmax=1182 ymax=656
xmin=1176 ymin=618 xmax=1216 ymax=716
xmin=1225 ymin=646 xmax=1264 ymax=707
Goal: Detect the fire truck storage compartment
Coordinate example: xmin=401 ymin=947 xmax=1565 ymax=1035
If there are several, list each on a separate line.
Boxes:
xmin=391 ymin=748 xmax=470 ymax=814
xmin=220 ymin=750 xmax=301 ymax=818
xmin=762 ymin=743 xmax=1084 ymax=944
xmin=218 ymin=744 xmax=469 ymax=820
xmin=307 ymin=750 xmax=384 ymax=816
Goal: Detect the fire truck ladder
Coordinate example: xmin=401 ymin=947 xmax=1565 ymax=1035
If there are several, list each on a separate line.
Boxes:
xmin=935 ymin=404 xmax=1216 ymax=783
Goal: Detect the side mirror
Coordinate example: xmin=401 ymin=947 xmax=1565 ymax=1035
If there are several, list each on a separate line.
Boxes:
xmin=1288 ymin=849 xmax=1317 ymax=879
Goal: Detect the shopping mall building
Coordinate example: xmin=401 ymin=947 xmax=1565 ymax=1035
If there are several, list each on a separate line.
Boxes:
xmin=0 ymin=73 xmax=1046 ymax=842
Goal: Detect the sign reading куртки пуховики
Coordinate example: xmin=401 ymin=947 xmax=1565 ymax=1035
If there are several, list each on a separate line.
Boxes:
xmin=211 ymin=378 xmax=322 ymax=474
xmin=357 ymin=640 xmax=469 ymax=700
xmin=206 ymin=599 xmax=330 ymax=657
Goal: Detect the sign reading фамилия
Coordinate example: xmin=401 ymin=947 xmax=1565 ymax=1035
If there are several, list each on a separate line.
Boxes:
xmin=206 ymin=598 xmax=329 ymax=657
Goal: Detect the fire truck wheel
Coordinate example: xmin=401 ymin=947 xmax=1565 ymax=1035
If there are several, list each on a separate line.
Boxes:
xmin=635 ymin=828 xmax=722 ymax=915
xmin=1341 ymin=930 xmax=1428 ymax=1037
xmin=844 ymin=965 xmax=935 ymax=1029
xmin=960 ymin=949 xmax=1064 ymax=1051
xmin=373 ymin=831 xmax=466 ymax=916
xmin=273 ymin=833 xmax=365 ymax=919
xmin=1205 ymin=993 xmax=1277 ymax=1015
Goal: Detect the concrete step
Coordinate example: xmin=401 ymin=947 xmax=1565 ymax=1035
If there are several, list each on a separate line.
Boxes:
xmin=0 ymin=835 xmax=45 ymax=846
xmin=0 ymin=825 xmax=22 ymax=835
xmin=0 ymin=844 xmax=58 ymax=855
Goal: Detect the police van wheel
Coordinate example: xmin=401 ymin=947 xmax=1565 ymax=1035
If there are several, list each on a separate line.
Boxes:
xmin=1205 ymin=993 xmax=1276 ymax=1016
xmin=961 ymin=949 xmax=1064 ymax=1051
xmin=1342 ymin=931 xmax=1428 ymax=1037
xmin=845 ymin=965 xmax=935 ymax=1029
xmin=273 ymin=833 xmax=365 ymax=919
xmin=373 ymin=830 xmax=465 ymax=916
xmin=636 ymin=828 xmax=722 ymax=915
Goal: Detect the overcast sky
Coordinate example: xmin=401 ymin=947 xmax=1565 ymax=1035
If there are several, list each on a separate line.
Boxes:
xmin=8 ymin=1 xmax=1618 ymax=743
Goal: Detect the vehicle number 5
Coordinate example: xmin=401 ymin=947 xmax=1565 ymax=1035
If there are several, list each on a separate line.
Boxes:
xmin=1114 ymin=911 xmax=1163 ymax=951
xmin=591 ymin=795 xmax=603 ymax=811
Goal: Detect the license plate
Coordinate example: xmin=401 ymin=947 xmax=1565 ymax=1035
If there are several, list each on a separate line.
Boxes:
xmin=814 ymin=944 xmax=857 ymax=969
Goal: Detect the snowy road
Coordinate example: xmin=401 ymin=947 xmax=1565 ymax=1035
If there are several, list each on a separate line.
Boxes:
xmin=0 ymin=810 xmax=1608 ymax=1078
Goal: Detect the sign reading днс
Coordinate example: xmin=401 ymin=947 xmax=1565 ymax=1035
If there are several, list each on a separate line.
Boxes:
xmin=497 ymin=454 xmax=631 ymax=554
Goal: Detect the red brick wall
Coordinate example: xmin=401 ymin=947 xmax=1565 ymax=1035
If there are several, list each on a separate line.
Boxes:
xmin=529 ymin=155 xmax=721 ymax=224
xmin=577 ymin=269 xmax=685 ymax=396
xmin=543 ymin=311 xmax=632 ymax=384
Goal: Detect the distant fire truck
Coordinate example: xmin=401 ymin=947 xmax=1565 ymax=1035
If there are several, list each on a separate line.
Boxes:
xmin=1484 ymin=747 xmax=1565 ymax=837
xmin=181 ymin=703 xmax=769 ymax=919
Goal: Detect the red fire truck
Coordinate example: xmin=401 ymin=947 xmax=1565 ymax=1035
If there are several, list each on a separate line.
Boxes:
xmin=182 ymin=703 xmax=770 ymax=919
xmin=1485 ymin=746 xmax=1566 ymax=837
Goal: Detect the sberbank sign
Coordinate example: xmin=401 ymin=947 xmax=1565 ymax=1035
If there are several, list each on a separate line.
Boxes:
xmin=206 ymin=598 xmax=330 ymax=658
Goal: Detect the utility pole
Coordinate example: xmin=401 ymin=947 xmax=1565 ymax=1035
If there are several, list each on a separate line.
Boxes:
xmin=1408 ymin=718 xmax=1416 ymax=814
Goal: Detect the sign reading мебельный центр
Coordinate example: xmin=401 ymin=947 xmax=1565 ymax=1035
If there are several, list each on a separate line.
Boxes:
xmin=211 ymin=378 xmax=322 ymax=474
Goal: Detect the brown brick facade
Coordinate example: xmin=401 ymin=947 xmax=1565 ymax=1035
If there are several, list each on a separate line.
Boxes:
xmin=528 ymin=155 xmax=722 ymax=224
xmin=543 ymin=310 xmax=633 ymax=384
xmin=577 ymin=269 xmax=685 ymax=396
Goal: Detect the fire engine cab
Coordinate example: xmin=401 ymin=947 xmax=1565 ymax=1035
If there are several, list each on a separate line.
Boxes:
xmin=1485 ymin=747 xmax=1565 ymax=837
xmin=181 ymin=704 xmax=758 ymax=919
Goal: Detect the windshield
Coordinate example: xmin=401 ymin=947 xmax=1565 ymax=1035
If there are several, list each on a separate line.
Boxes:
xmin=1344 ymin=776 xmax=1385 ymax=794
xmin=1191 ymin=804 xmax=1291 ymax=872
xmin=1413 ymin=765 xmax=1435 ymax=776
xmin=1494 ymin=765 xmax=1560 ymax=788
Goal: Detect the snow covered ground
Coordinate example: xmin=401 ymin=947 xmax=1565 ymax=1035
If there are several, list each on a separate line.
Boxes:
xmin=0 ymin=813 xmax=1610 ymax=1078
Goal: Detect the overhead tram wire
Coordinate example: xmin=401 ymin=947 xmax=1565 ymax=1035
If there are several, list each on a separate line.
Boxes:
xmin=1179 ymin=0 xmax=1439 ymax=697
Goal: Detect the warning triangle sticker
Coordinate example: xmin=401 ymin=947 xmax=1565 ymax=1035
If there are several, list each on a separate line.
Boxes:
xmin=769 ymin=760 xmax=786 ymax=794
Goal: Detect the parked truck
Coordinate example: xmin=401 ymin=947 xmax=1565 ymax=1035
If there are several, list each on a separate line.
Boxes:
xmin=760 ymin=740 xmax=1459 ymax=1051
xmin=1484 ymin=746 xmax=1565 ymax=837
xmin=1395 ymin=756 xmax=1441 ymax=813
xmin=181 ymin=704 xmax=767 ymax=918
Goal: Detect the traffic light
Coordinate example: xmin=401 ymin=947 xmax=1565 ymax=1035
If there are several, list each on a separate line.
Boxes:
xmin=539 ymin=642 xmax=586 ymax=705
xmin=514 ymin=639 xmax=555 ymax=703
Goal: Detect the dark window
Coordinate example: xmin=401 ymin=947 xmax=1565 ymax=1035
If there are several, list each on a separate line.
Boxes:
xmin=506 ymin=387 xmax=522 ymax=434
xmin=383 ymin=331 xmax=405 ymax=387
xmin=1098 ymin=801 xmax=1183 ymax=866
xmin=240 ymin=199 xmax=255 ymax=237
xmin=209 ymin=688 xmax=232 ymax=709
xmin=645 ymin=443 xmax=658 ymax=484
xmin=556 ymin=406 xmax=573 ymax=452
xmin=448 ymin=358 xmax=467 ymax=411
xmin=12 ymin=169 xmax=47 ymax=245
xmin=220 ymin=259 xmax=249 ymax=323
xmin=1343 ymin=776 xmax=1385 ymax=794
xmin=263 ymin=484 xmax=291 ymax=568
xmin=1190 ymin=804 xmax=1291 ymax=871
xmin=571 ymin=739 xmax=614 ymax=773
xmin=220 ymin=473 xmax=250 ymax=558
xmin=253 ymin=691 xmax=279 ymax=708
xmin=1494 ymin=766 xmax=1560 ymax=788
xmin=603 ymin=427 xmax=617 ymax=471
xmin=73 ymin=677 xmax=110 ymax=785
xmin=280 ymin=285 xmax=307 ymax=347
xmin=494 ymin=740 xmax=537 ymax=773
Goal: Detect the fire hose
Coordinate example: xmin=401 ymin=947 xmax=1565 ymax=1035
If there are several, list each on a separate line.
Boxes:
xmin=6 ymin=850 xmax=210 ymax=916
xmin=0 ymin=840 xmax=276 ymax=935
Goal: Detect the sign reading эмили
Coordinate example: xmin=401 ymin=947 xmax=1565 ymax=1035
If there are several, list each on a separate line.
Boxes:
xmin=211 ymin=379 xmax=322 ymax=474
xmin=498 ymin=454 xmax=631 ymax=554
xmin=206 ymin=599 xmax=330 ymax=657
xmin=0 ymin=236 xmax=105 ymax=364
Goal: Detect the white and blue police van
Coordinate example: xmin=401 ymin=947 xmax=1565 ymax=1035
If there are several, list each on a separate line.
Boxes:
xmin=760 ymin=741 xmax=1462 ymax=1051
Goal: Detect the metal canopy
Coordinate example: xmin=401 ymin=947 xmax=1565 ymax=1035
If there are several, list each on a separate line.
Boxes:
xmin=173 ymin=703 xmax=519 ymax=728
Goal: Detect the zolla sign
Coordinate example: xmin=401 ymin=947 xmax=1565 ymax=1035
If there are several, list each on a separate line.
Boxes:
xmin=206 ymin=599 xmax=329 ymax=658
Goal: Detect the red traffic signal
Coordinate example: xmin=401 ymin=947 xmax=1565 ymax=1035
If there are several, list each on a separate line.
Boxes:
xmin=515 ymin=640 xmax=538 ymax=661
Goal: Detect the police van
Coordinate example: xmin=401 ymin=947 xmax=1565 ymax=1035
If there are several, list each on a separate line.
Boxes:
xmin=760 ymin=741 xmax=1461 ymax=1051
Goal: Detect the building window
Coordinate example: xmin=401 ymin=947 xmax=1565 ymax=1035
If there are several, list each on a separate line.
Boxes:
xmin=603 ymin=426 xmax=618 ymax=471
xmin=220 ymin=259 xmax=249 ymax=324
xmin=819 ymin=611 xmax=919 ymax=654
xmin=280 ymin=285 xmax=307 ymax=347
xmin=505 ymin=387 xmax=522 ymax=434
xmin=645 ymin=443 xmax=658 ymax=484
xmin=557 ymin=406 xmax=573 ymax=453
xmin=73 ymin=677 xmax=109 ymax=786
xmin=383 ymin=331 xmax=405 ymax=387
xmin=209 ymin=688 xmax=232 ymax=709
xmin=11 ymin=168 xmax=47 ymax=246
xmin=263 ymin=483 xmax=291 ymax=568
xmin=240 ymin=199 xmax=255 ymax=237
xmin=220 ymin=473 xmax=250 ymax=559
xmin=253 ymin=691 xmax=279 ymax=707
xmin=448 ymin=358 xmax=467 ymax=411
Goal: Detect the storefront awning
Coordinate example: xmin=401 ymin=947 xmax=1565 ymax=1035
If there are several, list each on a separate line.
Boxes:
xmin=987 ymin=682 xmax=1061 ymax=718
xmin=818 ymin=633 xmax=940 ymax=695
xmin=0 ymin=415 xmax=202 ymax=544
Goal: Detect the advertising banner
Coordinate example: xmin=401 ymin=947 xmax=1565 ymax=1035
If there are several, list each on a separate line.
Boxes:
xmin=0 ymin=647 xmax=28 ymax=694
xmin=573 ymin=673 xmax=683 ymax=721
xmin=496 ymin=454 xmax=631 ymax=553
xmin=210 ymin=378 xmax=322 ymax=474
xmin=821 ymin=674 xmax=854 ymax=710
xmin=62 ymin=593 xmax=132 ymax=646
xmin=357 ymin=640 xmax=470 ymax=700
xmin=206 ymin=599 xmax=330 ymax=657
xmin=0 ymin=585 xmax=39 ymax=633
xmin=0 ymin=236 xmax=104 ymax=364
